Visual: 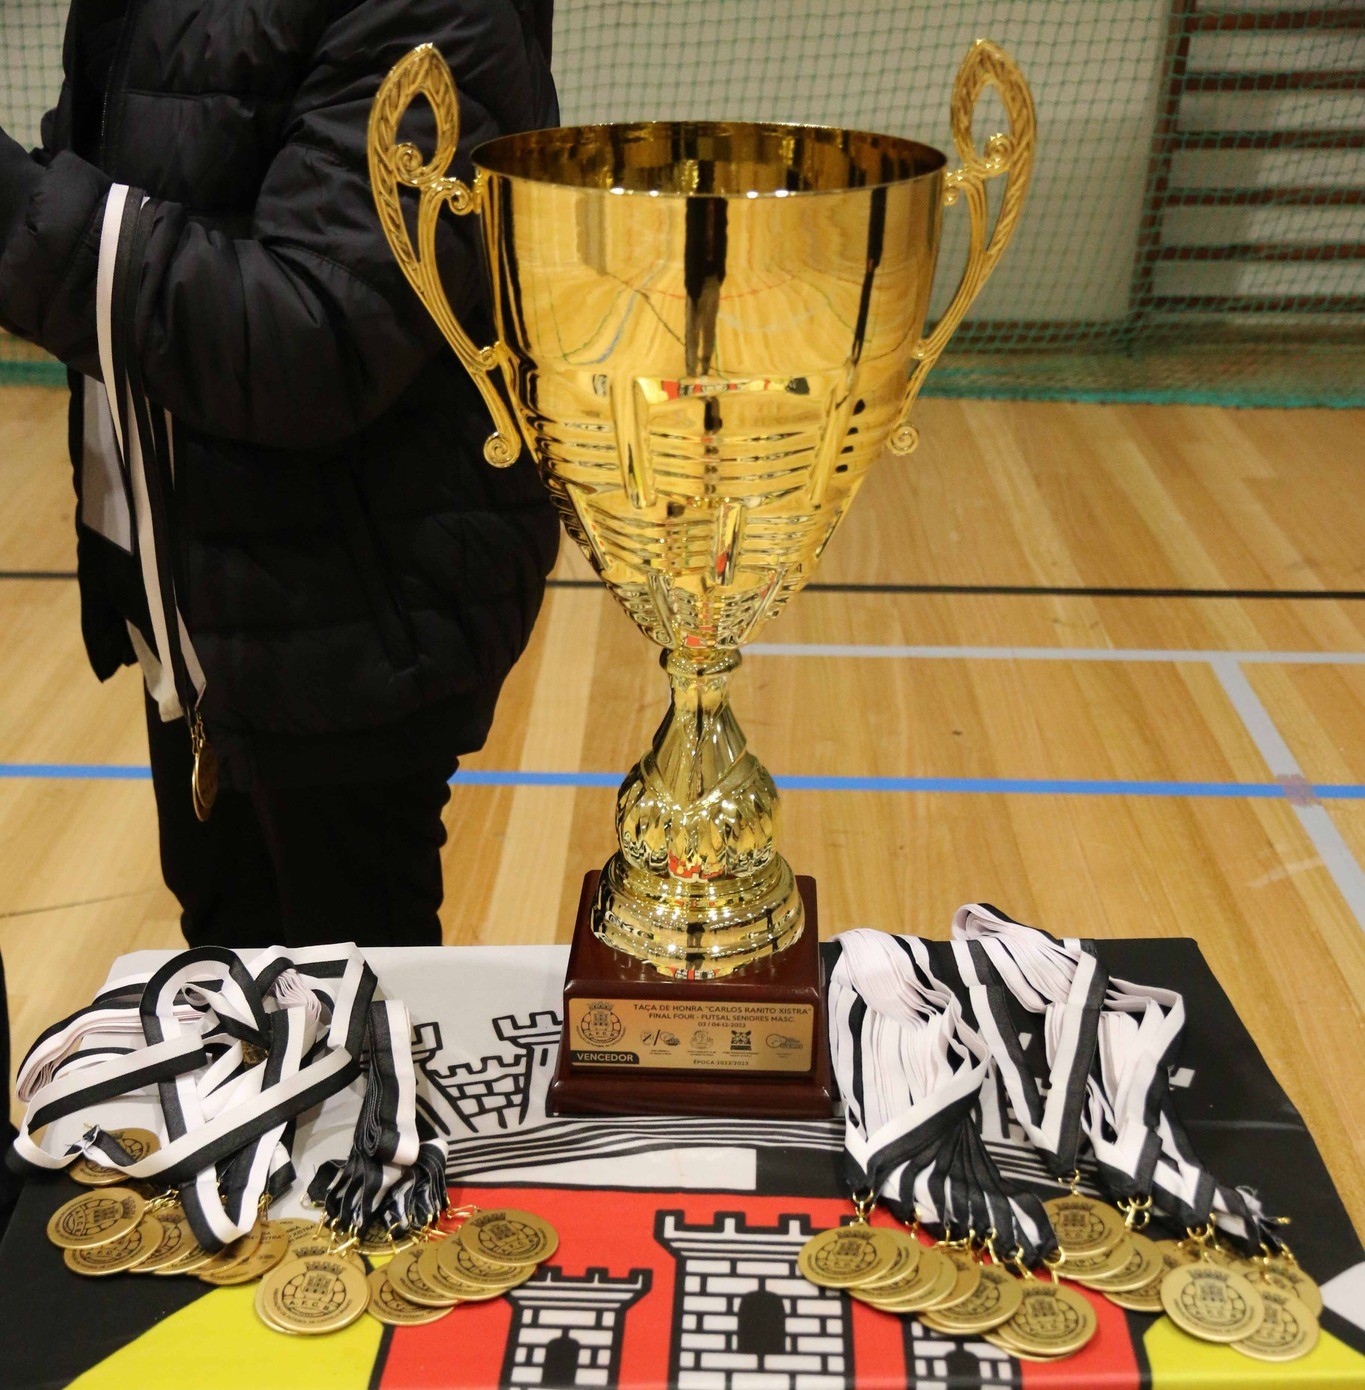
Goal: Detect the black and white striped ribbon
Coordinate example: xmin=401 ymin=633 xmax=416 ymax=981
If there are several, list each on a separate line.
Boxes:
xmin=305 ymin=998 xmax=423 ymax=1235
xmin=10 ymin=944 xmax=379 ymax=1250
xmin=1083 ymin=972 xmax=1281 ymax=1251
xmin=828 ymin=930 xmax=1054 ymax=1258
xmin=949 ymin=904 xmax=1108 ymax=1183
xmin=97 ymin=184 xmax=205 ymax=719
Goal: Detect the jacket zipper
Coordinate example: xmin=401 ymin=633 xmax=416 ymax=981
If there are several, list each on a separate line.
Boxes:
xmin=97 ymin=0 xmax=142 ymax=169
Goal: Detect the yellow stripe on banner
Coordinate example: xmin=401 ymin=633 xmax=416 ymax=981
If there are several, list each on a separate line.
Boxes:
xmin=68 ymin=1285 xmax=383 ymax=1390
xmin=1145 ymin=1315 xmax=1365 ymax=1386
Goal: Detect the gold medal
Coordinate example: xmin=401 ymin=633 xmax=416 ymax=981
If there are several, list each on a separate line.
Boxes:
xmin=68 ymin=1129 xmax=161 ymax=1186
xmin=195 ymin=1223 xmax=264 ymax=1275
xmin=130 ymin=1211 xmax=194 ymax=1273
xmin=366 ymin=1266 xmax=455 ymax=1326
xmin=918 ymin=1263 xmax=1023 ymax=1334
xmin=928 ymin=1245 xmax=983 ymax=1310
xmin=1231 ymin=1288 xmax=1319 ymax=1362
xmin=993 ymin=1280 xmax=1097 ymax=1358
xmin=63 ymin=1216 xmax=164 ymax=1276
xmin=198 ymin=1222 xmax=292 ymax=1285
xmin=798 ymin=1223 xmax=901 ymax=1289
xmin=1079 ymin=1231 xmax=1164 ymax=1293
xmin=46 ymin=1187 xmax=145 ymax=1249
xmin=853 ymin=1228 xmax=921 ymax=1288
xmin=191 ymin=715 xmax=218 ymax=822
xmin=1161 ymin=1262 xmax=1265 ymax=1343
xmin=458 ymin=1208 xmax=559 ymax=1267
xmin=274 ymin=1217 xmax=325 ymax=1245
xmin=150 ymin=1227 xmax=219 ymax=1276
xmin=1043 ymin=1193 xmax=1125 ymax=1258
xmin=257 ymin=1254 xmax=370 ymax=1335
xmin=387 ymin=1246 xmax=464 ymax=1307
xmin=421 ymin=1245 xmax=518 ymax=1303
xmin=982 ymin=1328 xmax=1069 ymax=1362
xmin=436 ymin=1234 xmax=535 ymax=1289
xmin=1105 ymin=1239 xmax=1191 ymax=1314
xmin=1054 ymin=1234 xmax=1135 ymax=1285
xmin=849 ymin=1244 xmax=954 ymax=1313
xmin=1261 ymin=1258 xmax=1324 ymax=1318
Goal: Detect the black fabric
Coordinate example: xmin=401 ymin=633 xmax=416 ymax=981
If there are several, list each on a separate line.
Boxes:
xmin=0 ymin=127 xmax=43 ymax=253
xmin=0 ymin=0 xmax=561 ymax=781
xmin=146 ymin=694 xmax=453 ymax=948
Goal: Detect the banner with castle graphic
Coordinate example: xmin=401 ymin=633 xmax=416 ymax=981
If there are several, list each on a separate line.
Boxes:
xmin=2 ymin=940 xmax=1363 ymax=1390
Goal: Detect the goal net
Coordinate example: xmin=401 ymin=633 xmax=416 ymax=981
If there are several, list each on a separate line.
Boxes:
xmin=2 ymin=0 xmax=1361 ymax=405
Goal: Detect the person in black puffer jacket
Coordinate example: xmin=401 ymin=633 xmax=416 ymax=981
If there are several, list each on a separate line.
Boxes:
xmin=0 ymin=1 xmax=562 ymax=948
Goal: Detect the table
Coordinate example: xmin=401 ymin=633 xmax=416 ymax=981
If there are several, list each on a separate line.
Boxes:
xmin=2 ymin=940 xmax=1363 ymax=1389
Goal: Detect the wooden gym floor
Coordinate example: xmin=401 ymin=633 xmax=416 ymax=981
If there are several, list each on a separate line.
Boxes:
xmin=1 ymin=385 xmax=1362 ymax=1237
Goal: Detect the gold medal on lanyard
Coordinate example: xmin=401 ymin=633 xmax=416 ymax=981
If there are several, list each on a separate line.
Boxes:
xmin=797 ymin=1191 xmax=904 ymax=1289
xmin=190 ymin=710 xmax=218 ymax=821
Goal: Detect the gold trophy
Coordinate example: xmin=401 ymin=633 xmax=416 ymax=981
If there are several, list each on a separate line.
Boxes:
xmin=370 ymin=41 xmax=1034 ymax=1116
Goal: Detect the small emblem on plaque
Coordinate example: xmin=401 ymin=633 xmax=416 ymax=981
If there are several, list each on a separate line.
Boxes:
xmin=690 ymin=1030 xmax=714 ymax=1051
xmin=767 ymin=1033 xmax=801 ymax=1051
xmin=577 ymin=1002 xmax=625 ymax=1046
xmin=729 ymin=1029 xmax=752 ymax=1052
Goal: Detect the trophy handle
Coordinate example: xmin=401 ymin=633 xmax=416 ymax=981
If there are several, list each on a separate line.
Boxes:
xmin=887 ymin=40 xmax=1036 ymax=456
xmin=368 ymin=44 xmax=522 ymax=466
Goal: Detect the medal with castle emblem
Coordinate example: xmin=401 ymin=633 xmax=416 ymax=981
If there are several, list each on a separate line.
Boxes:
xmin=918 ymin=1262 xmax=1024 ymax=1334
xmin=1043 ymin=1192 xmax=1125 ymax=1258
xmin=63 ymin=1216 xmax=164 ymax=1275
xmin=992 ymin=1279 xmax=1097 ymax=1358
xmin=1231 ymin=1287 xmax=1319 ymax=1362
xmin=459 ymin=1207 xmax=559 ymax=1266
xmin=1161 ymin=1261 xmax=1266 ymax=1342
xmin=798 ymin=1220 xmax=901 ymax=1289
xmin=258 ymin=1253 xmax=370 ymax=1335
xmin=366 ymin=1266 xmax=455 ymax=1326
xmin=46 ymin=1187 xmax=145 ymax=1249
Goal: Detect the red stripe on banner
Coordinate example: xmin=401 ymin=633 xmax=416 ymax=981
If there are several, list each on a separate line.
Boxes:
xmin=375 ymin=1186 xmax=1144 ymax=1389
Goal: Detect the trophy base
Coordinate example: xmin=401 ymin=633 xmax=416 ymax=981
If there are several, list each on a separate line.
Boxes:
xmin=549 ymin=873 xmax=833 ymax=1120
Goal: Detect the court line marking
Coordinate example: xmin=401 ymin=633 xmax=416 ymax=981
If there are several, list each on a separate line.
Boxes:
xmin=3 ymin=762 xmax=1364 ymax=801
xmin=747 ymin=643 xmax=1365 ymax=665
xmin=8 ymin=572 xmax=1365 ymax=601
xmin=1209 ymin=657 xmax=1365 ymax=932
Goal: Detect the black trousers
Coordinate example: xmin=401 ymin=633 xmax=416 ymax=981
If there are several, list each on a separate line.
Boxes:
xmin=145 ymin=697 xmax=454 ymax=950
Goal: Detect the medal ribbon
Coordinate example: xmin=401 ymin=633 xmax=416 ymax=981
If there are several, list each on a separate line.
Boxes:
xmin=305 ymin=998 xmax=421 ymax=1236
xmin=9 ymin=944 xmax=379 ymax=1251
xmin=949 ymin=903 xmax=1108 ymax=1182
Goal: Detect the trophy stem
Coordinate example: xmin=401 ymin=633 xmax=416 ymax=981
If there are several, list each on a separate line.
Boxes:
xmin=592 ymin=647 xmax=804 ymax=978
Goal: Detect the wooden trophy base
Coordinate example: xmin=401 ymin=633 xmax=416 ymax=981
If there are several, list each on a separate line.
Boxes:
xmin=548 ymin=872 xmax=833 ymax=1119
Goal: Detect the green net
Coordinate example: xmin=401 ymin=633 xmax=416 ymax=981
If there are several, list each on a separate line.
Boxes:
xmin=2 ymin=0 xmax=1361 ymax=404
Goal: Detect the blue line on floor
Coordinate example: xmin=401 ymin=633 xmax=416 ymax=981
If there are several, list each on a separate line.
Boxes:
xmin=5 ymin=762 xmax=1365 ymax=800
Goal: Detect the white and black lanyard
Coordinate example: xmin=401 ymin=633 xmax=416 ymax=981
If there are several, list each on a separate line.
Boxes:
xmin=98 ymin=186 xmax=209 ymax=798
xmin=10 ymin=945 xmax=379 ymax=1251
xmin=1083 ymin=972 xmax=1283 ymax=1252
xmin=952 ymin=905 xmax=1284 ymax=1253
xmin=305 ymin=998 xmax=424 ymax=1236
xmin=949 ymin=903 xmax=1107 ymax=1185
xmin=828 ymin=930 xmax=1054 ymax=1260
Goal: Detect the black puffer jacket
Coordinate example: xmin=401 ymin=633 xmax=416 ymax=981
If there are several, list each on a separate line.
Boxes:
xmin=0 ymin=0 xmax=560 ymax=775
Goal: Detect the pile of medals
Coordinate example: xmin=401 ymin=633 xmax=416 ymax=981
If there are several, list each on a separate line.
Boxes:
xmin=799 ymin=1197 xmax=1100 ymax=1362
xmin=45 ymin=1124 xmax=563 ymax=1335
xmin=806 ymin=914 xmax=1323 ymax=1365
xmin=364 ymin=1206 xmax=560 ymax=1328
xmin=16 ymin=947 xmax=572 ymax=1337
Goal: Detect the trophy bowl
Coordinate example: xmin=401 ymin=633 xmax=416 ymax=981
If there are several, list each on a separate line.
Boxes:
xmin=370 ymin=42 xmax=1034 ymax=980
